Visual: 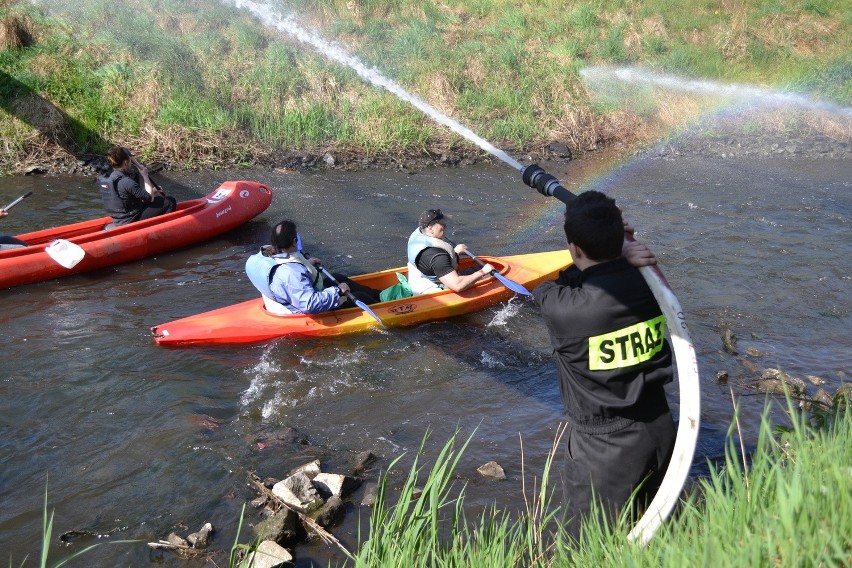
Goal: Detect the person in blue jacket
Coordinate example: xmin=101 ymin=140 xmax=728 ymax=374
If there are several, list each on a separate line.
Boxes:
xmin=246 ymin=220 xmax=380 ymax=315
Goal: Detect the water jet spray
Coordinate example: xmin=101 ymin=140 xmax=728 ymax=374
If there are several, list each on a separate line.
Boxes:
xmin=229 ymin=0 xmax=700 ymax=545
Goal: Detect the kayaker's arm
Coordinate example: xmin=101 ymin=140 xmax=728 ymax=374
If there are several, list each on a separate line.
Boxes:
xmin=270 ymin=263 xmax=341 ymax=314
xmin=437 ymin=263 xmax=494 ymax=293
xmin=128 ymin=153 xmax=166 ymax=199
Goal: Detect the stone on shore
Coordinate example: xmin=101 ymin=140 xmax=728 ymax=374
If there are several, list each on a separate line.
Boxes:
xmin=272 ymin=472 xmax=324 ymax=513
xmin=312 ymin=472 xmax=363 ymax=499
xmin=755 ymin=368 xmax=805 ymax=395
xmin=313 ymin=495 xmax=345 ymax=529
xmin=288 ymin=460 xmax=321 ymax=480
xmin=187 ymin=522 xmax=213 ymax=549
xmin=477 ymin=461 xmax=506 ymax=480
xmin=240 ymin=540 xmax=293 ymax=568
xmin=253 ymin=508 xmax=303 ymax=548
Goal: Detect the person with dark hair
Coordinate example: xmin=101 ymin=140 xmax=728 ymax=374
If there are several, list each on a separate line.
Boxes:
xmin=406 ymin=208 xmax=494 ymax=294
xmin=532 ymin=190 xmax=675 ymax=537
xmin=245 ymin=219 xmax=380 ymax=315
xmin=97 ymin=146 xmax=176 ymax=227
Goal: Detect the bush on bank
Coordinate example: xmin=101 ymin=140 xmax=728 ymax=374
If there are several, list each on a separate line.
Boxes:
xmin=0 ymin=0 xmax=849 ymax=173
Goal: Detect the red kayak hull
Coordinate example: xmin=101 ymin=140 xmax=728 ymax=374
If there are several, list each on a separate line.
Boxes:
xmin=0 ymin=180 xmax=272 ymax=289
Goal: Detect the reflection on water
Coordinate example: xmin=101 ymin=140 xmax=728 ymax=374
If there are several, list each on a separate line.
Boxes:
xmin=0 ymin=153 xmax=849 ymax=565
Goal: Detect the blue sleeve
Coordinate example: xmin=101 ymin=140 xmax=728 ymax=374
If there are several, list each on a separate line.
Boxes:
xmin=270 ymin=263 xmax=340 ymax=314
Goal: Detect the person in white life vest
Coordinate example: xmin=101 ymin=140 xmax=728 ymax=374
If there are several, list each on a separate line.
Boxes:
xmin=406 ymin=208 xmax=494 ymax=295
xmin=246 ymin=220 xmax=380 ymax=315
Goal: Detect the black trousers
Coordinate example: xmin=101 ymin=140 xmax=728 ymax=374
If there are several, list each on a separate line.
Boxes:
xmin=561 ymin=410 xmax=676 ymax=538
xmin=0 ymin=235 xmax=27 ymax=246
xmin=137 ymin=195 xmax=177 ymax=221
xmin=332 ymin=273 xmax=382 ymax=306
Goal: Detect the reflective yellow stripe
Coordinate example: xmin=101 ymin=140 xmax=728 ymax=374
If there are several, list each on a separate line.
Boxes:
xmin=588 ymin=315 xmax=666 ymax=370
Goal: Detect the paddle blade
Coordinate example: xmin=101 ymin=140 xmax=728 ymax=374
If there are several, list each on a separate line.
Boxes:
xmin=493 ymin=271 xmax=531 ymax=295
xmin=355 ymin=299 xmax=387 ymax=329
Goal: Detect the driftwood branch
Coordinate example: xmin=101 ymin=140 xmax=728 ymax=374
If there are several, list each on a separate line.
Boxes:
xmin=146 ymin=540 xmax=205 ymax=558
xmin=247 ymin=472 xmax=349 ymax=555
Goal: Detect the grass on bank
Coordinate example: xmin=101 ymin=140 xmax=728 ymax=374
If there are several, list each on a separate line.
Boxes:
xmin=15 ymin=399 xmax=850 ymax=566
xmin=0 ymin=0 xmax=850 ymax=172
xmin=335 ymin=399 xmax=850 ymax=567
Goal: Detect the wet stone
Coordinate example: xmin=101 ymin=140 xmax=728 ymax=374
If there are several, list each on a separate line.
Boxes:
xmin=187 ymin=522 xmax=213 ymax=549
xmin=253 ymin=508 xmax=303 ymax=548
xmin=272 ymin=472 xmax=324 ymax=514
xmin=313 ymin=495 xmax=345 ymax=529
xmin=313 ymin=472 xmax=363 ymax=499
xmin=755 ymin=368 xmax=805 ymax=395
xmin=240 ymin=540 xmax=293 ymax=568
xmin=477 ymin=461 xmax=507 ymax=480
xmin=288 ymin=460 xmax=321 ymax=480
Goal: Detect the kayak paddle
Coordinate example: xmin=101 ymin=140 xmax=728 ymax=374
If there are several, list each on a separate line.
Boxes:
xmin=125 ymin=149 xmax=165 ymax=194
xmin=2 ymin=191 xmax=33 ymax=212
xmin=316 ymin=264 xmax=387 ymax=329
xmin=464 ymin=248 xmax=531 ymax=296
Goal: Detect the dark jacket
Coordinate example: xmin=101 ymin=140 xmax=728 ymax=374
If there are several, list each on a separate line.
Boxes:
xmin=97 ymin=169 xmax=150 ymax=225
xmin=533 ymin=258 xmax=672 ymax=428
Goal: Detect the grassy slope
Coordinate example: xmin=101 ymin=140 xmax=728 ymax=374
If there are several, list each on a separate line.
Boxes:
xmin=0 ymin=0 xmax=849 ymax=172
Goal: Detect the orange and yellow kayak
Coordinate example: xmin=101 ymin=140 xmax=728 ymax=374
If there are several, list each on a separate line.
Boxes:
xmin=0 ymin=180 xmax=272 ymax=289
xmin=151 ymin=250 xmax=571 ymax=346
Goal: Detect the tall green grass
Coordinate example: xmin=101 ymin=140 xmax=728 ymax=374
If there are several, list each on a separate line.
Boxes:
xmin=342 ymin=401 xmax=851 ymax=567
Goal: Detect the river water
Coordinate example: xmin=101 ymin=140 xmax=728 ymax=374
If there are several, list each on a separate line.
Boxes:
xmin=0 ymin=150 xmax=849 ymax=566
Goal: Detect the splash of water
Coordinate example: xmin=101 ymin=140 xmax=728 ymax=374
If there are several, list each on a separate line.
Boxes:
xmin=582 ymin=66 xmax=852 ymax=117
xmin=227 ymin=0 xmax=524 ymax=171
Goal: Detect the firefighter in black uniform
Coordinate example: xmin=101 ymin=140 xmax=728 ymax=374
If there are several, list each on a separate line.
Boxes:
xmin=533 ymin=190 xmax=675 ymax=538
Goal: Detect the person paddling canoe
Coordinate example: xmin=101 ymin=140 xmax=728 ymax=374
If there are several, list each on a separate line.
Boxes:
xmin=0 ymin=208 xmax=28 ymax=249
xmin=97 ymin=146 xmax=176 ymax=228
xmin=407 ymin=208 xmax=494 ymax=295
xmin=246 ymin=219 xmax=381 ymax=315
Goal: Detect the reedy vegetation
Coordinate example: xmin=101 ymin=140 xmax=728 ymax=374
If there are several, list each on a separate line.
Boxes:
xmin=348 ymin=401 xmax=850 ymax=567
xmin=14 ymin=402 xmax=852 ymax=566
xmin=0 ymin=0 xmax=849 ymax=172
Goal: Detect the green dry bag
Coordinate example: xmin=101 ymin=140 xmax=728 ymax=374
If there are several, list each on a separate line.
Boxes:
xmin=379 ymin=272 xmax=413 ymax=302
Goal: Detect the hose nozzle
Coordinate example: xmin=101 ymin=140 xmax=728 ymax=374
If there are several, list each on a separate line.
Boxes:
xmin=520 ymin=164 xmax=576 ymax=205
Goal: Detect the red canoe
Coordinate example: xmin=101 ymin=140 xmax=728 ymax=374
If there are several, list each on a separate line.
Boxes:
xmin=0 ymin=180 xmax=272 ymax=289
